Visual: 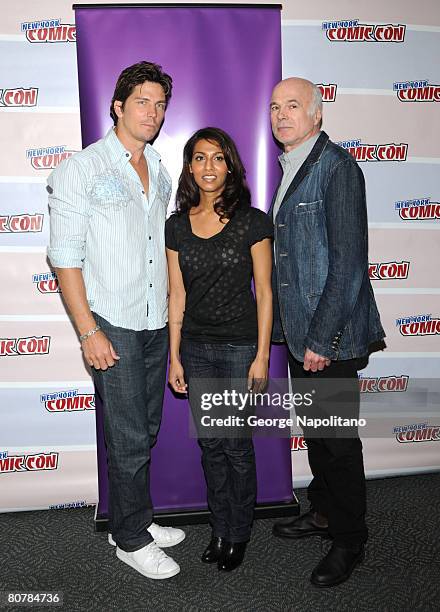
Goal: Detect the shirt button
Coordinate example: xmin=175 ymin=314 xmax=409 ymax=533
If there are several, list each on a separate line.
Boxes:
xmin=149 ymin=283 xmax=152 ymax=288
xmin=149 ymin=236 xmax=151 ymax=240
xmin=125 ymin=153 xmax=129 ymax=158
xmin=142 ymin=190 xmax=145 ymax=194
xmin=149 ymin=260 xmax=152 ymax=264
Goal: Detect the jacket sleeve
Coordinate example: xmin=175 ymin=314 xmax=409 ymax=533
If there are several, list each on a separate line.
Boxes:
xmin=304 ymin=159 xmax=368 ymax=359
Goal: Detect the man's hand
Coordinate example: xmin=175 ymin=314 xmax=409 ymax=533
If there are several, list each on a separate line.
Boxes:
xmin=53 ymin=268 xmax=119 ymax=371
xmin=303 ymin=348 xmax=331 ymax=372
xmin=82 ymin=330 xmax=120 ymax=370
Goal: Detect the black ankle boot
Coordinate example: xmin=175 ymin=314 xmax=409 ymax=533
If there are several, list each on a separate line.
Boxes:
xmin=311 ymin=543 xmax=365 ymax=587
xmin=201 ymin=536 xmax=227 ymax=564
xmin=217 ymin=541 xmax=247 ymax=572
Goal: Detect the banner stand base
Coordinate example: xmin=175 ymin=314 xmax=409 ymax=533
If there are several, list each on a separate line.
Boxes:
xmin=94 ymin=495 xmax=299 ymax=532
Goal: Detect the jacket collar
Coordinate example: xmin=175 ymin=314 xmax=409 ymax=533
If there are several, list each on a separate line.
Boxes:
xmin=270 ymin=131 xmax=329 ymax=218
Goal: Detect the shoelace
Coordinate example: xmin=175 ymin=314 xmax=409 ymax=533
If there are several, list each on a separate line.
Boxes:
xmin=145 ymin=543 xmax=171 ymax=564
xmin=138 ymin=542 xmax=174 ymax=571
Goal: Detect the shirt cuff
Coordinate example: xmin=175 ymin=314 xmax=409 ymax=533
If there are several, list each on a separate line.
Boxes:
xmin=47 ymin=247 xmax=84 ymax=269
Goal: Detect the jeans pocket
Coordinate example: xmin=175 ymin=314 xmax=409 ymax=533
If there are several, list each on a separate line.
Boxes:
xmin=92 ymin=311 xmax=110 ymax=329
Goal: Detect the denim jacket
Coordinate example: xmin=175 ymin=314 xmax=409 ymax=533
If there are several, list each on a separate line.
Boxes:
xmin=271 ymin=131 xmax=385 ymax=361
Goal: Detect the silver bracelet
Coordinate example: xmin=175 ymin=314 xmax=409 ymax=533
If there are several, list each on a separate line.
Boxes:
xmin=80 ymin=325 xmax=101 ymax=342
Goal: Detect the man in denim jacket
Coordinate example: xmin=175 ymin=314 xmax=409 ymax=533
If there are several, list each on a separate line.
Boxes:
xmin=270 ymin=78 xmax=385 ymax=587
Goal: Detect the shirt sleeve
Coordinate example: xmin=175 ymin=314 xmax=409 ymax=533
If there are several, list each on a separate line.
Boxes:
xmin=165 ymin=214 xmax=179 ymax=251
xmin=248 ymin=208 xmax=274 ymax=247
xmin=47 ymin=157 xmax=91 ymax=269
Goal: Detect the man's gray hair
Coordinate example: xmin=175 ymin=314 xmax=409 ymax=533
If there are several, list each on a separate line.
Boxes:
xmin=308 ymin=83 xmax=323 ymax=128
xmin=309 ymin=84 xmax=322 ymax=116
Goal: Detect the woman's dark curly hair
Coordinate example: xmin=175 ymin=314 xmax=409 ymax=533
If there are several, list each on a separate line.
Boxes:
xmin=175 ymin=127 xmax=251 ymax=220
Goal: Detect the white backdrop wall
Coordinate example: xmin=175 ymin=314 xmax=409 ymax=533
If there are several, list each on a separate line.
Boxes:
xmin=1 ymin=0 xmax=439 ymax=510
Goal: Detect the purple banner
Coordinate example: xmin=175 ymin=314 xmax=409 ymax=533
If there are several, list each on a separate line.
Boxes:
xmin=74 ymin=5 xmax=291 ymax=515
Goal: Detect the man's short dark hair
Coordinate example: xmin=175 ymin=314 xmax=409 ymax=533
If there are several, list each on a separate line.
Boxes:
xmin=110 ymin=61 xmax=173 ymax=125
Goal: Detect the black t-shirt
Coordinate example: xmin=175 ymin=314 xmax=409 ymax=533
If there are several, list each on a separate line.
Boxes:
xmin=165 ymin=206 xmax=273 ymax=343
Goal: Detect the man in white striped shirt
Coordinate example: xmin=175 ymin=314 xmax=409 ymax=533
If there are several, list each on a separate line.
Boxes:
xmin=48 ymin=62 xmax=185 ymax=580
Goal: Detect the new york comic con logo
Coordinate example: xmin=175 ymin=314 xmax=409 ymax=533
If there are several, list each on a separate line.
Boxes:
xmin=322 ymin=20 xmax=405 ymax=42
xmin=395 ymin=198 xmax=440 ymax=221
xmin=0 ymin=336 xmax=51 ymax=356
xmin=21 ymin=18 xmax=76 ymax=43
xmin=394 ymin=423 xmax=440 ymax=444
xmin=359 ymin=375 xmax=409 ymax=393
xmin=33 ymin=272 xmax=60 ymax=294
xmin=396 ymin=314 xmax=440 ymax=336
xmin=0 ymin=87 xmax=38 ymax=107
xmin=0 ymin=214 xmax=43 ymax=233
xmin=316 ymin=83 xmax=337 ymax=102
xmin=40 ymin=389 xmax=95 ymax=413
xmin=394 ymin=80 xmax=440 ymax=102
xmin=369 ymin=261 xmax=410 ymax=280
xmin=338 ymin=140 xmax=408 ymax=162
xmin=27 ymin=146 xmax=76 ymax=170
xmin=0 ymin=450 xmax=58 ymax=473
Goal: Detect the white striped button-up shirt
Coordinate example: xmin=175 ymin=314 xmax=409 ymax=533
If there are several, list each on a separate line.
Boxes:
xmin=47 ymin=128 xmax=171 ymax=331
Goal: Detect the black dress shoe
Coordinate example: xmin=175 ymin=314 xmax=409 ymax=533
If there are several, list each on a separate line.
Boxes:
xmin=217 ymin=542 xmax=247 ymax=572
xmin=272 ymin=511 xmax=329 ymax=539
xmin=201 ymin=536 xmax=227 ymax=564
xmin=311 ymin=543 xmax=364 ymax=587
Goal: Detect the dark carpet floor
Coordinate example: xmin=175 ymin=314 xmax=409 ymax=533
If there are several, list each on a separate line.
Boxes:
xmin=1 ymin=473 xmax=439 ymax=612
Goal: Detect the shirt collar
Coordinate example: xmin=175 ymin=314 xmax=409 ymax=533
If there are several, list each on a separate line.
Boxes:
xmin=278 ymin=131 xmax=321 ymax=171
xmin=103 ymin=127 xmax=161 ymax=165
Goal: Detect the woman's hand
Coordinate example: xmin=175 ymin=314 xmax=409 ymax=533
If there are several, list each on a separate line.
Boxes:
xmin=247 ymin=356 xmax=269 ymax=393
xmin=168 ymin=359 xmax=187 ymax=394
xmin=250 ymin=237 xmax=272 ymax=394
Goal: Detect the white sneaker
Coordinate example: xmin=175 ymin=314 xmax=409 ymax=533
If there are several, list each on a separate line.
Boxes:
xmin=147 ymin=522 xmax=186 ymax=548
xmin=108 ymin=522 xmax=186 ymax=548
xmin=116 ymin=541 xmax=180 ymax=580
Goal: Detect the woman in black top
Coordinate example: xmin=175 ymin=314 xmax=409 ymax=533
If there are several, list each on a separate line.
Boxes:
xmin=166 ymin=127 xmax=273 ymax=571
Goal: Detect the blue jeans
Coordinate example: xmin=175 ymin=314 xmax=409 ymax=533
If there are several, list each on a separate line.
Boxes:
xmin=181 ymin=340 xmax=257 ymax=543
xmin=92 ymin=313 xmax=168 ymax=552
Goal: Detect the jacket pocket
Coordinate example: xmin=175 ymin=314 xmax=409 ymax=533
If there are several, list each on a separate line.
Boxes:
xmin=294 ymin=200 xmax=323 ymax=214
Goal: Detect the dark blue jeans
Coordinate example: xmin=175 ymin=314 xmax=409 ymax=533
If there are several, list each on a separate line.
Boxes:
xmin=92 ymin=313 xmax=168 ymax=552
xmin=181 ymin=340 xmax=257 ymax=543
